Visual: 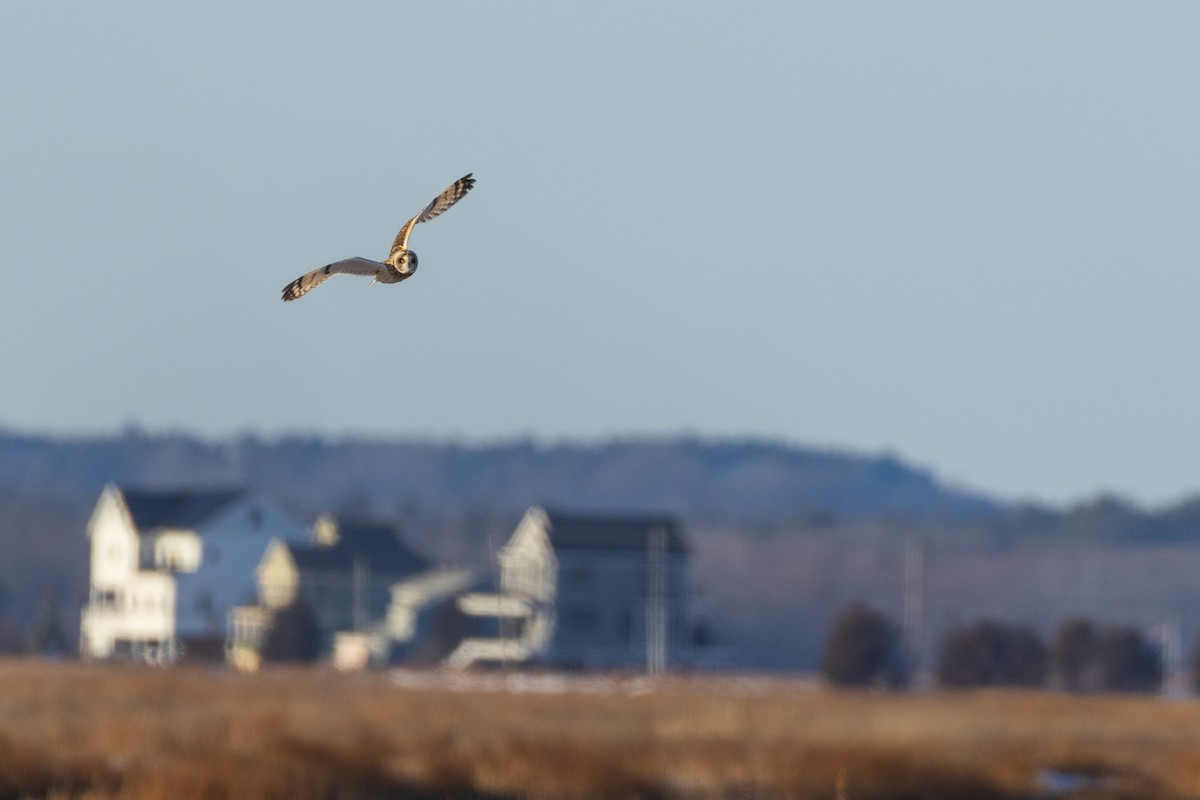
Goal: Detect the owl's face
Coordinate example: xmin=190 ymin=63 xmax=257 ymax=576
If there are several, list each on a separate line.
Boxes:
xmin=398 ymin=250 xmax=418 ymax=275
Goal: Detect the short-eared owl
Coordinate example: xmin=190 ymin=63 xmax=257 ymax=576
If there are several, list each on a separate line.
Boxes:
xmin=282 ymin=173 xmax=476 ymax=302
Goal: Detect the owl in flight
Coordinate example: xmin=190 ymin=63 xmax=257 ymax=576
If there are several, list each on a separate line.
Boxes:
xmin=282 ymin=173 xmax=476 ymax=301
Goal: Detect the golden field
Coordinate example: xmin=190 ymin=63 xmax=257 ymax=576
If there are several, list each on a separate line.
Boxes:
xmin=0 ymin=661 xmax=1198 ymax=799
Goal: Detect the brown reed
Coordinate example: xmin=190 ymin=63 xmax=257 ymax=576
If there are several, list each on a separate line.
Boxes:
xmin=0 ymin=661 xmax=1195 ymax=799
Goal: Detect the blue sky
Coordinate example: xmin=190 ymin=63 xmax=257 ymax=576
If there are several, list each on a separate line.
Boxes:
xmin=3 ymin=3 xmax=1199 ymax=506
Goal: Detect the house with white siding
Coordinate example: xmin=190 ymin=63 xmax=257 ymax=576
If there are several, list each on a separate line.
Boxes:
xmin=448 ymin=506 xmax=698 ymax=670
xmin=79 ymin=484 xmax=308 ymax=663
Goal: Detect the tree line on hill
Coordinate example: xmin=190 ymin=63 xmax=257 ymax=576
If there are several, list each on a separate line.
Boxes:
xmin=821 ymin=604 xmax=1172 ymax=693
xmin=0 ymin=428 xmax=999 ymax=522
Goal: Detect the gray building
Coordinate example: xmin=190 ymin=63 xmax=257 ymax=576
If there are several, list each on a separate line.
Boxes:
xmin=247 ymin=516 xmax=429 ymax=647
xmin=449 ymin=506 xmax=698 ymax=670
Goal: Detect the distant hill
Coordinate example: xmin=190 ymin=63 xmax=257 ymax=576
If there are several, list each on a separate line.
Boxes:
xmin=7 ymin=427 xmax=1200 ymax=670
xmin=0 ymin=428 xmax=999 ymax=522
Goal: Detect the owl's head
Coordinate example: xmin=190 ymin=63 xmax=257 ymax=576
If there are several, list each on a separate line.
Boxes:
xmin=397 ymin=249 xmax=419 ymax=275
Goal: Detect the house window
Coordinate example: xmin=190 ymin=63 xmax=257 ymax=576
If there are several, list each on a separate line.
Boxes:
xmin=92 ymin=589 xmax=120 ymax=610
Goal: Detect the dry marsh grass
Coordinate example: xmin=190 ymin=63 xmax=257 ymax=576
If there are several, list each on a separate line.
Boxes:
xmin=0 ymin=661 xmax=1197 ymax=799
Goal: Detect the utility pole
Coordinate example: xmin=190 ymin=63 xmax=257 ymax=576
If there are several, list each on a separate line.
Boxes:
xmin=902 ymin=537 xmax=924 ymax=686
xmin=352 ymin=556 xmax=368 ymax=632
xmin=646 ymin=526 xmax=668 ymax=676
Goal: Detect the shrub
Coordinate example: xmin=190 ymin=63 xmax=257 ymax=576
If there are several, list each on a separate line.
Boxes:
xmin=820 ymin=603 xmax=905 ymax=688
xmin=260 ymin=601 xmax=322 ymax=664
xmin=937 ymin=620 xmax=1046 ymax=688
xmin=1094 ymin=625 xmax=1160 ymax=694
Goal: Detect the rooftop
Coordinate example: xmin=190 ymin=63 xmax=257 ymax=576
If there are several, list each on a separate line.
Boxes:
xmin=290 ymin=520 xmax=430 ymax=574
xmin=120 ymin=487 xmax=245 ymax=531
xmin=543 ymin=509 xmax=689 ymax=554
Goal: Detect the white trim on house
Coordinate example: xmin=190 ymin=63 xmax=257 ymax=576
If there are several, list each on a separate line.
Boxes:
xmin=79 ymin=484 xmax=308 ymax=663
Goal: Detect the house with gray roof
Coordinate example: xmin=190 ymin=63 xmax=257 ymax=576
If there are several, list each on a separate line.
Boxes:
xmin=80 ymin=483 xmax=309 ymax=663
xmin=245 ymin=515 xmax=431 ymax=653
xmin=448 ymin=506 xmax=698 ymax=670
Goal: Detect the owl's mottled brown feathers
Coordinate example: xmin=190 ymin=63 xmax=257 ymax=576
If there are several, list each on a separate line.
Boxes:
xmin=281 ymin=257 xmax=381 ymax=302
xmin=282 ymin=173 xmax=475 ymax=302
xmin=390 ymin=173 xmax=476 ymax=257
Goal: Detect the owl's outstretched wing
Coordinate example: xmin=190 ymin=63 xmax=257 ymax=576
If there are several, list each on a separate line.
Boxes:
xmin=389 ymin=173 xmax=476 ymax=258
xmin=281 ymin=257 xmax=383 ymax=302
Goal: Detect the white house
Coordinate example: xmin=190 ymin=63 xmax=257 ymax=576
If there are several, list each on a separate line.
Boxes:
xmin=448 ymin=506 xmax=698 ymax=670
xmin=79 ymin=484 xmax=308 ymax=663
